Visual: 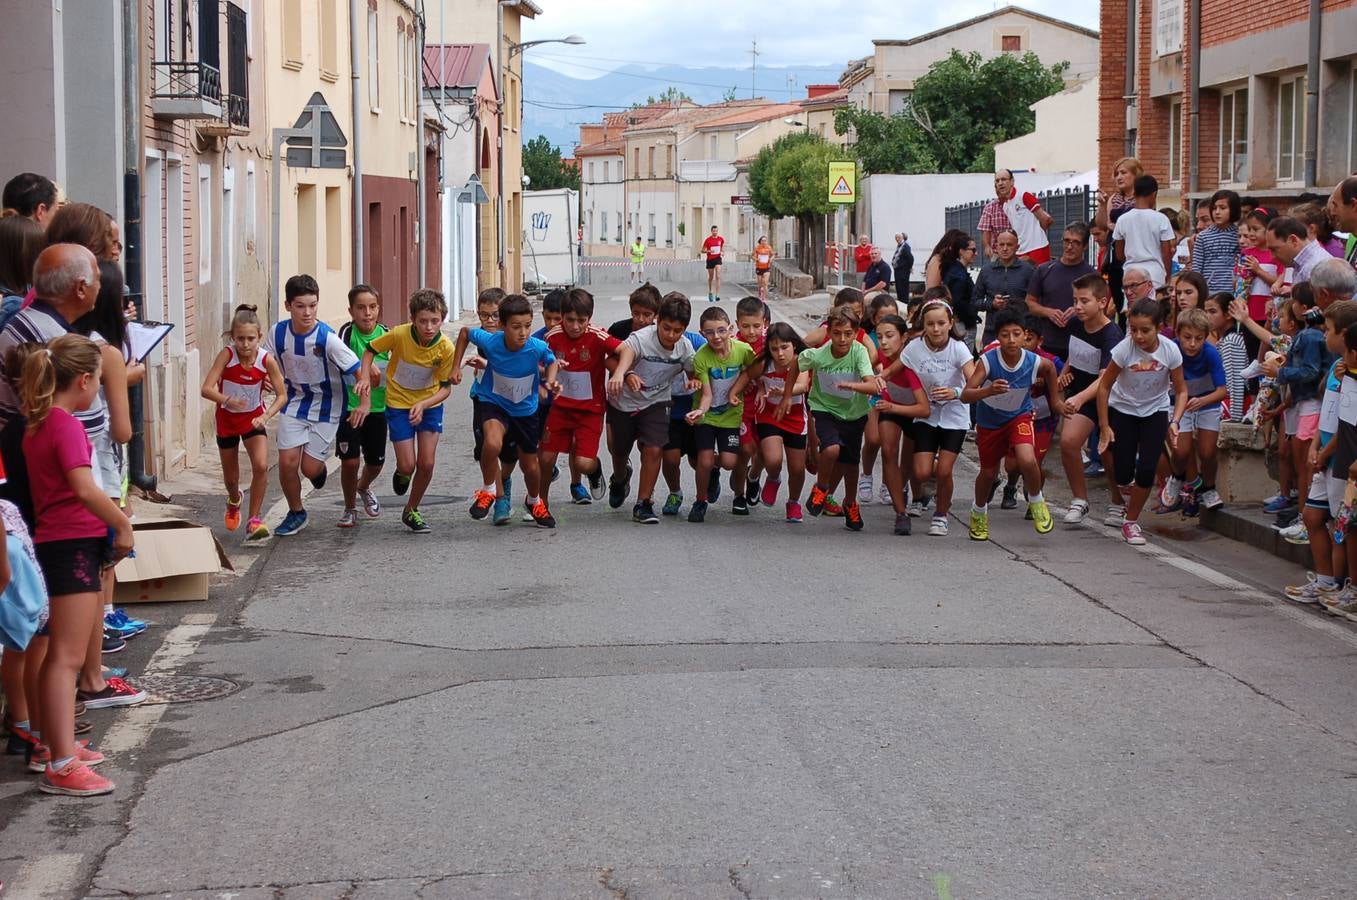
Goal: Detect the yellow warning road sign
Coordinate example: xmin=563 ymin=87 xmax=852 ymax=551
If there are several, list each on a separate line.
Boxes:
xmin=828 ymin=161 xmax=856 ymax=204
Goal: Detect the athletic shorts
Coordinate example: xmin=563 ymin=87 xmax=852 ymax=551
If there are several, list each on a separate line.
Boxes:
xmin=706 ymin=257 xmax=722 ymax=270
xmin=472 ymin=397 xmax=518 ymax=464
xmin=277 ymin=416 xmax=339 ymax=462
xmin=911 ymin=422 xmax=967 ymax=456
xmin=878 ymin=412 xmax=915 ymax=434
xmin=478 ymin=402 xmax=542 ymax=455
xmin=1297 ymin=412 xmax=1320 ymax=442
xmin=217 ymin=428 xmax=267 ymax=450
xmin=542 ymin=405 xmax=605 ymax=458
xmin=755 ymin=421 xmax=807 ymax=451
xmin=608 ymin=402 xmax=670 ymax=451
xmin=738 ymin=413 xmax=759 ymax=450
xmin=1076 ymin=399 xmax=1099 ymax=422
xmin=1283 ymin=404 xmax=1301 ymax=437
xmin=336 ymin=414 xmax=388 ymax=466
xmin=665 ymin=417 xmax=698 ymax=457
xmin=977 ymin=413 xmax=1035 ymax=469
xmin=1179 ymin=405 xmax=1222 ymax=434
xmin=1306 ymin=470 xmax=1331 ymax=513
xmin=1328 ymin=472 xmax=1346 ymax=518
xmin=811 ymin=410 xmax=867 ymax=466
xmin=36 ymin=536 xmax=110 ymax=596
xmin=386 ymin=404 xmax=444 ymax=444
xmin=695 ymin=423 xmax=741 ymax=456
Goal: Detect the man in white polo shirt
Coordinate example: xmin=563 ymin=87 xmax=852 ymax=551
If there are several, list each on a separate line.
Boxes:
xmin=978 ymin=169 xmax=1054 ymax=264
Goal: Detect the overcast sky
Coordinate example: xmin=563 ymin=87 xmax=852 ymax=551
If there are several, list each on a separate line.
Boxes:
xmin=521 ymin=1 xmax=1101 ymax=77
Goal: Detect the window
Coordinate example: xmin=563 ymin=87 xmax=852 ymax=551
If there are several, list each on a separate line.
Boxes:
xmin=1278 ymin=74 xmax=1306 ymax=184
xmin=615 ymin=213 xmax=622 ymax=243
xmin=1001 ymin=34 xmax=1022 ymax=51
xmin=297 ymin=184 xmax=317 ymax=275
xmin=648 ymin=213 xmax=656 ymax=245
xmin=406 ymin=30 xmax=418 ymax=121
xmin=588 ymin=161 xmax=595 ymax=182
xmin=600 ymin=211 xmax=607 ymax=242
xmin=633 ymin=148 xmax=640 ymax=177
xmin=648 ymin=146 xmax=657 ymax=176
xmin=198 ymin=165 xmax=212 ymax=284
xmin=587 ymin=210 xmax=593 ymax=242
xmin=1350 ymin=63 xmax=1357 ymax=173
xmin=320 ymin=0 xmax=338 ymax=78
xmin=282 ymin=0 xmax=302 ymax=67
xmin=666 ymin=213 xmax=673 ymax=247
xmin=709 ymin=135 xmax=718 ymax=157
xmin=396 ymin=23 xmax=407 ymax=120
xmin=325 ymin=187 xmax=342 ymax=269
xmin=665 ymin=146 xmax=673 ymax=178
xmin=244 ymin=160 xmax=256 ymax=245
xmin=1167 ymin=99 xmax=1182 ymax=186
xmin=368 ymin=9 xmax=380 ymax=110
xmin=1219 ymin=86 xmax=1249 ymax=184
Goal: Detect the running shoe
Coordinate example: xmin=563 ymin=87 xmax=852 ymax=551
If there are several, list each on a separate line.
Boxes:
xmin=687 ymin=500 xmax=708 ymax=523
xmin=761 ymin=478 xmax=780 ymax=507
xmin=732 ymin=496 xmax=750 ymax=516
xmin=360 ymin=488 xmax=381 ymax=518
xmin=77 ymin=677 xmax=147 ymax=709
xmin=745 ymin=476 xmax=761 ymax=507
xmin=1063 ymin=499 xmax=1089 ymax=525
xmin=337 ymin=508 xmax=359 ymax=529
xmin=1279 ymin=521 xmax=1309 ymax=544
xmin=1029 ymin=499 xmax=1054 ymax=534
xmin=6 ymin=723 xmax=38 ymax=756
xmin=469 ymin=490 xmax=495 ymax=520
xmin=968 ymin=508 xmax=989 ymax=541
xmin=527 ymin=501 xmax=556 ymax=529
xmin=1104 ymin=504 xmax=1127 ymax=527
xmin=662 ymin=492 xmax=683 ymax=516
xmin=844 ymin=502 xmax=864 ymax=532
xmin=587 ymin=465 xmax=606 ymax=501
xmin=1121 ymin=521 xmax=1146 ymax=545
xmin=879 ymin=481 xmax=892 ymax=506
xmin=246 ymin=516 xmax=269 ymax=540
xmin=107 ymin=609 xmax=147 ymax=632
xmin=1160 ymin=475 xmax=1183 ymax=510
xmin=224 ymin=493 xmax=242 ymax=531
xmin=906 ymin=501 xmax=925 ymax=518
xmin=38 ymin=759 xmax=114 ymax=797
xmin=822 ymin=496 xmax=844 ymax=517
xmin=27 ymin=742 xmax=104 ymax=774
xmin=633 ymin=500 xmax=659 ymax=524
xmin=894 ymin=512 xmax=911 ymax=535
xmin=1284 ymin=572 xmax=1342 ymax=604
xmin=393 ymin=471 xmax=412 ymax=496
xmin=708 ymin=469 xmax=721 ymax=503
xmin=101 ymin=666 xmax=128 ymax=680
xmin=806 ymin=484 xmax=828 ymax=517
xmin=275 ymin=510 xmax=309 ymax=536
xmin=1000 ymin=482 xmax=1019 ymax=510
xmin=503 ymin=476 xmax=513 ymax=504
xmin=551 ymin=465 xmax=560 ymax=484
xmin=101 ymin=632 xmax=126 ymax=655
xmin=103 ymin=613 xmax=145 ymax=639
xmin=928 ymin=516 xmax=949 ymax=537
xmin=609 ymin=464 xmax=633 ymax=509
xmin=857 ymin=476 xmax=874 ymax=505
xmin=492 ymin=496 xmax=512 ymax=526
xmin=1262 ymin=492 xmax=1297 ymax=513
xmin=570 ymin=484 xmax=591 ymax=505
xmin=1200 ymin=488 xmax=1223 ymax=510
xmin=785 ymin=501 xmax=803 ymax=523
xmin=401 ymin=508 xmax=431 ymax=534
xmin=1083 ymin=459 xmax=1105 ymax=478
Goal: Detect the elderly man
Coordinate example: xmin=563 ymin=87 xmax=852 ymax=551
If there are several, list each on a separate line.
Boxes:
xmin=1268 ymin=216 xmax=1329 ymax=285
xmin=1328 ymin=176 xmax=1357 ymax=268
xmin=974 ymin=229 xmax=1035 ymax=345
xmin=892 ymin=232 xmax=914 ymax=298
xmin=1311 ymin=257 xmax=1357 ymax=309
xmin=1119 ymin=265 xmax=1157 ymax=310
xmin=1023 ymin=222 xmax=1095 ymax=360
xmin=978 ymin=169 xmax=1054 ymax=263
xmin=862 ymin=247 xmax=892 ymax=294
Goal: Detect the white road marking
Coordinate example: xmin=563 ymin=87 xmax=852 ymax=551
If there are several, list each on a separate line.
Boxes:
xmin=100 ymin=614 xmax=218 ymax=755
xmin=4 ymin=852 xmax=84 ymax=900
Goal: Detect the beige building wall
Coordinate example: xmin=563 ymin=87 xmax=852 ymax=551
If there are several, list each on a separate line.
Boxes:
xmin=995 ymin=76 xmax=1099 ymax=174
xmin=625 ymin=130 xmax=678 ymax=259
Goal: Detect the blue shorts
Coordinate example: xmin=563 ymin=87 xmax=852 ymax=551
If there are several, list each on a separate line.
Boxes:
xmin=385 ymin=404 xmax=445 ymax=443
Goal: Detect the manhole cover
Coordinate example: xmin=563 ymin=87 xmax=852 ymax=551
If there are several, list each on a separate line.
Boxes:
xmin=129 ymin=674 xmax=240 ymax=705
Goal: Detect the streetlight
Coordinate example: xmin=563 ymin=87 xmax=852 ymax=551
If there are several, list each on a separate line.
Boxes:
xmin=509 ymin=34 xmax=586 ymax=57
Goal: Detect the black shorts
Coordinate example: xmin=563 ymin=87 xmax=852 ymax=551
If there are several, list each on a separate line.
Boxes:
xmin=608 ymin=402 xmax=671 ymax=451
xmin=479 ymin=401 xmax=542 ymax=455
xmin=665 ymin=417 xmax=699 ymax=457
xmin=37 ymin=536 xmax=110 ymax=596
xmin=812 ymin=410 xmax=867 ymax=466
xmin=879 ymin=412 xmax=915 ymax=434
xmin=336 ymin=414 xmax=388 ymax=466
xmin=472 ymin=397 xmax=519 ymax=464
xmin=694 ymin=423 xmax=741 ymax=455
xmin=706 ymin=257 xmax=722 ymax=270
xmin=911 ymin=422 xmax=967 ymax=456
xmin=1076 ymin=399 xmax=1099 ymax=422
xmin=216 ymin=428 xmax=266 ymax=450
xmin=755 ymin=421 xmax=807 ymax=450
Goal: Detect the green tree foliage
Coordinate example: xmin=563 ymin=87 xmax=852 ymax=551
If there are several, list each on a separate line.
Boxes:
xmin=834 ymin=50 xmax=1069 ymax=174
xmin=634 ymin=87 xmax=692 ymax=108
xmin=748 ymin=132 xmax=852 ymax=219
xmin=522 ymin=135 xmax=581 ymax=191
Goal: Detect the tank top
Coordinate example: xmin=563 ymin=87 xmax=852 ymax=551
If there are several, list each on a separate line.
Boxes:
xmin=215 ymin=347 xmax=269 ymax=437
xmin=754 ymin=370 xmax=807 ymax=435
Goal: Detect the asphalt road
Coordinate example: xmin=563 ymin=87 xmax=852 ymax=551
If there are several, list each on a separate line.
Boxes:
xmin=3 ymin=284 xmax=1356 ymax=900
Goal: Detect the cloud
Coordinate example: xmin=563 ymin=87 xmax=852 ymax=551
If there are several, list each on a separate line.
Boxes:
xmin=522 ymin=0 xmax=1100 ymax=77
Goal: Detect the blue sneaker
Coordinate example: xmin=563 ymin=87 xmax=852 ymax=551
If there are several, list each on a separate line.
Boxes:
xmin=276 ymin=510 xmax=309 ymax=536
xmin=662 ymin=492 xmax=683 ymax=516
xmin=108 ymin=609 xmax=148 ymax=631
xmin=492 ymin=496 xmax=512 ymax=525
xmin=1262 ymin=493 xmax=1297 ymax=513
xmin=103 ymin=612 xmax=145 ymax=638
xmin=570 ymin=483 xmax=591 ymax=504
xmin=502 ymin=476 xmax=512 ymax=505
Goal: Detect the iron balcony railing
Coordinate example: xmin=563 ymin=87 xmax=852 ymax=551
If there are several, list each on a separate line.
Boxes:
xmin=151 ymin=59 xmax=222 ymax=104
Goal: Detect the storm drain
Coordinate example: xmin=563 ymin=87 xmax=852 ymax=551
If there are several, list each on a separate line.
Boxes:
xmin=129 ymin=674 xmax=241 ymax=705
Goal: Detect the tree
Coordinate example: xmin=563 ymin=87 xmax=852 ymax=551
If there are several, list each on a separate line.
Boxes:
xmin=522 ymin=135 xmax=580 ymax=191
xmin=634 ymin=87 xmax=692 ymax=108
xmin=749 ymin=132 xmax=855 ymax=279
xmin=835 ymin=50 xmax=1068 ymax=174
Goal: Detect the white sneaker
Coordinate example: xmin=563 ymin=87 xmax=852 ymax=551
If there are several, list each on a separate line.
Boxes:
xmin=879 ymin=481 xmax=892 ymax=506
xmin=1121 ymin=521 xmax=1146 ymax=545
xmin=1063 ymin=499 xmax=1089 ymax=525
xmin=1280 ymin=522 xmax=1310 ymax=545
xmin=1285 ymin=572 xmax=1341 ymax=604
xmin=1160 ymin=475 xmax=1183 ymax=509
xmin=857 ymin=476 xmax=874 ymax=505
xmin=1200 ymin=488 xmax=1223 ymax=510
xmin=928 ymin=516 xmax=949 ymax=536
xmin=907 ymin=501 xmax=925 ymax=518
xmin=1104 ymin=504 xmax=1127 ymax=527
xmin=360 ymin=488 xmax=381 ymax=518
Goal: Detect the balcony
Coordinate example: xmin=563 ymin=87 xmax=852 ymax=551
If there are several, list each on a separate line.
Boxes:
xmin=151 ymin=60 xmax=223 ymax=120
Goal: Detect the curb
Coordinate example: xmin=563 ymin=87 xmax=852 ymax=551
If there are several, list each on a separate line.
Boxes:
xmin=1200 ymin=504 xmax=1312 ymax=567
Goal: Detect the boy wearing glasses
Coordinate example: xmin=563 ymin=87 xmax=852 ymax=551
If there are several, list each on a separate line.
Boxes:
xmin=683 ymin=306 xmax=758 ymax=522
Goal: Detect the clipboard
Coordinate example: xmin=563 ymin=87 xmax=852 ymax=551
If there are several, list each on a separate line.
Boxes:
xmin=127 ymin=321 xmax=174 ymax=363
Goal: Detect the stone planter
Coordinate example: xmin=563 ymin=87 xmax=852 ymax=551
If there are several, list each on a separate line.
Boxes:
xmin=1215 ymin=421 xmax=1278 ymax=503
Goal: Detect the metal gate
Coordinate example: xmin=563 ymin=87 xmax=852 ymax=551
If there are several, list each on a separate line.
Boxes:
xmin=945 ymin=186 xmax=1096 ymax=266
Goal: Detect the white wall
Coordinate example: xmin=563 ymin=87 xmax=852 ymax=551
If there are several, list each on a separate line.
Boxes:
xmin=995 ymin=77 xmax=1099 ymax=174
xmin=522 ymin=189 xmax=579 ymax=287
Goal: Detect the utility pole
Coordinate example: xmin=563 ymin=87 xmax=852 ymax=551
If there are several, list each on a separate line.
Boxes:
xmin=750 ymin=40 xmax=759 ymax=99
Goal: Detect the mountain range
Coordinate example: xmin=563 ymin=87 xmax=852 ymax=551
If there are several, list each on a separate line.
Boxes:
xmin=521 ymin=60 xmax=848 ymax=154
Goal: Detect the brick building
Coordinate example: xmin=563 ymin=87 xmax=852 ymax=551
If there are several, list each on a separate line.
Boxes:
xmin=1099 ymin=0 xmax=1357 ymax=208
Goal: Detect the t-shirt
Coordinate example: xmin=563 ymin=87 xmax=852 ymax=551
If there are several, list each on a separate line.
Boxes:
xmin=862 ymin=260 xmax=892 ymax=290
xmin=878 ymin=358 xmax=924 ymax=410
xmin=615 ymin=324 xmax=696 ymax=414
xmin=1190 ymin=224 xmax=1241 ymax=294
xmin=901 ymin=337 xmax=973 ymax=430
xmin=1179 ymin=342 xmax=1227 ymax=408
xmin=797 ymin=341 xmax=874 ymax=421
xmin=693 ymin=341 xmax=756 ymax=428
xmin=1238 ymin=248 xmax=1279 ymax=321
xmin=367 ymin=324 xmax=456 ymax=410
xmin=1108 ymin=335 xmax=1183 ymax=417
xmin=607 ymin=318 xmax=637 ymax=341
xmin=701 ymin=235 xmax=725 ymax=260
xmin=1318 ymin=360 xmax=1342 ymax=451
xmin=1112 ymin=207 xmax=1175 ymax=288
xmin=268 ymin=321 xmax=361 ymax=424
xmin=546 ymin=325 xmax=623 ymax=413
xmin=753 ymin=245 xmax=774 ymax=270
xmin=754 ymin=367 xmax=809 ymax=434
xmin=1065 ymin=318 xmax=1124 ymax=398
xmin=341 ymin=322 xmax=389 ymax=413
xmin=975 ymin=347 xmax=1038 ymax=429
xmin=466 ymin=328 xmax=555 ymax=418
xmin=1331 ymin=375 xmax=1357 ymax=479
xmin=22 ymin=408 xmax=106 ymax=543
xmin=1028 ymin=259 xmax=1096 ymax=356
xmin=670 ymin=331 xmax=707 ymax=420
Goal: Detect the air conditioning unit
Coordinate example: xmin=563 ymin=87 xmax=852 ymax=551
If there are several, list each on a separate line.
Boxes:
xmin=1125 ymin=99 xmax=1138 ymax=133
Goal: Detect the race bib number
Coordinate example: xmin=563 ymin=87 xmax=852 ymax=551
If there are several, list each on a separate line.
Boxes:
xmin=884 ymin=382 xmax=915 ymax=405
xmin=816 ymin=371 xmax=857 ymax=399
xmin=492 ymin=371 xmax=536 ymax=405
xmin=1032 ymin=395 xmax=1052 ymax=420
xmin=709 ymin=377 xmax=735 ymax=409
xmin=393 ymin=360 xmax=434 ymax=391
xmin=1339 ymin=377 xmax=1357 ymax=426
xmin=557 ymin=369 xmax=593 ymax=402
xmin=634 ymin=358 xmax=677 ymax=388
xmin=1319 ymin=388 xmax=1341 ymax=434
xmin=222 ymin=380 xmax=262 ymax=409
xmin=1067 ymin=336 xmax=1101 ymax=374
xmin=1186 ymin=373 xmax=1215 ymax=397
xmin=372 ymin=356 xmax=390 ymax=386
xmin=981 ymin=383 xmax=1028 ymax=412
xmin=286 ymin=351 xmax=326 ymax=384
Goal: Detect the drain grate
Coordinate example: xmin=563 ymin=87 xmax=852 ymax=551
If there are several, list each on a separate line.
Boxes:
xmin=129 ymin=674 xmax=241 ymax=705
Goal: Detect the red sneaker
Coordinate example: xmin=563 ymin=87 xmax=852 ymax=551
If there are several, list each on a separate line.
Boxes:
xmin=27 ymin=742 xmax=103 ymax=774
xmin=39 ymin=759 xmax=114 ymax=797
xmin=760 ymin=477 xmax=780 ymax=507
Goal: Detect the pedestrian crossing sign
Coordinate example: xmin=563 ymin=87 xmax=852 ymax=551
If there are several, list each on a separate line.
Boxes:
xmin=828 ymin=162 xmax=856 ymax=204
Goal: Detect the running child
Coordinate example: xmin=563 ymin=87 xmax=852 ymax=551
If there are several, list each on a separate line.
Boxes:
xmin=540 ymin=288 xmax=622 ymax=512
xmin=200 ymin=304 xmax=286 ymax=540
xmin=534 ymin=288 xmax=565 ymax=339
xmin=533 ymin=288 xmax=569 ymax=495
xmin=859 ymin=292 xmax=901 ymax=507
xmin=729 ymin=322 xmax=812 ymax=522
xmin=733 ymin=296 xmax=769 ymax=508
xmin=1163 ymin=308 xmax=1228 ymax=511
xmin=607 ymin=292 xmax=699 ymax=523
xmin=753 ymin=236 xmax=774 ymax=301
xmin=453 ymin=294 xmax=561 ymax=528
xmin=607 ymin=282 xmax=660 ymax=341
xmin=268 ymin=274 xmax=362 ymax=536
xmin=660 ymin=325 xmax=707 ymax=516
xmin=962 ymin=307 xmax=1061 ymax=540
xmin=1057 ymin=273 xmax=1125 ymax=525
xmin=335 ymin=285 xmax=389 ymax=528
xmin=1097 ymin=297 xmax=1189 ymax=545
xmin=684 ymin=306 xmax=757 ymax=522
xmin=604 ymin=283 xmax=662 ymax=506
xmin=997 ymin=316 xmax=1063 ymax=511
xmin=354 ymin=289 xmax=456 ymax=534
xmin=467 ymin=288 xmax=521 ymax=524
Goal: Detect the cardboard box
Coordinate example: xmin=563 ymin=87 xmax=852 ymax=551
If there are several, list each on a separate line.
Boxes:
xmin=114 ymin=518 xmax=232 ymax=603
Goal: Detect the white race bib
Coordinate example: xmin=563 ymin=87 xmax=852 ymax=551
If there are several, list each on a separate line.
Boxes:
xmin=286 ymin=351 xmax=326 ymax=384
xmin=1123 ymin=367 xmax=1170 ymax=404
xmin=1067 ymin=336 xmax=1101 ymax=374
xmin=222 ymin=379 xmax=262 ymax=409
xmin=492 ymin=371 xmax=536 ymax=405
xmin=816 ymin=371 xmax=857 ymax=399
xmin=884 ymin=381 xmax=916 ymax=405
xmin=1339 ymin=378 xmax=1357 ymax=426
xmin=1032 ymin=395 xmax=1052 ymax=420
xmin=557 ymin=369 xmax=593 ymax=402
xmin=372 ymin=356 xmax=390 ymax=386
xmin=634 ymin=358 xmax=677 ymax=388
xmin=1319 ymin=387 xmax=1341 ymax=433
xmin=709 ymin=377 xmax=735 ymax=409
xmin=393 ymin=359 xmax=434 ymax=391
xmin=764 ymin=376 xmax=803 ymax=405
xmin=981 ymin=383 xmax=1028 ymax=412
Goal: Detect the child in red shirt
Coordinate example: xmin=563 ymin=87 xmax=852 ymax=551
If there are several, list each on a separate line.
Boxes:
xmin=730 ymin=322 xmax=811 ymax=521
xmin=733 ymin=297 xmax=769 ymax=507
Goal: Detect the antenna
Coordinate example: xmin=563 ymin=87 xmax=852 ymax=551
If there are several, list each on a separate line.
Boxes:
xmin=750 ymin=40 xmax=759 ymax=99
